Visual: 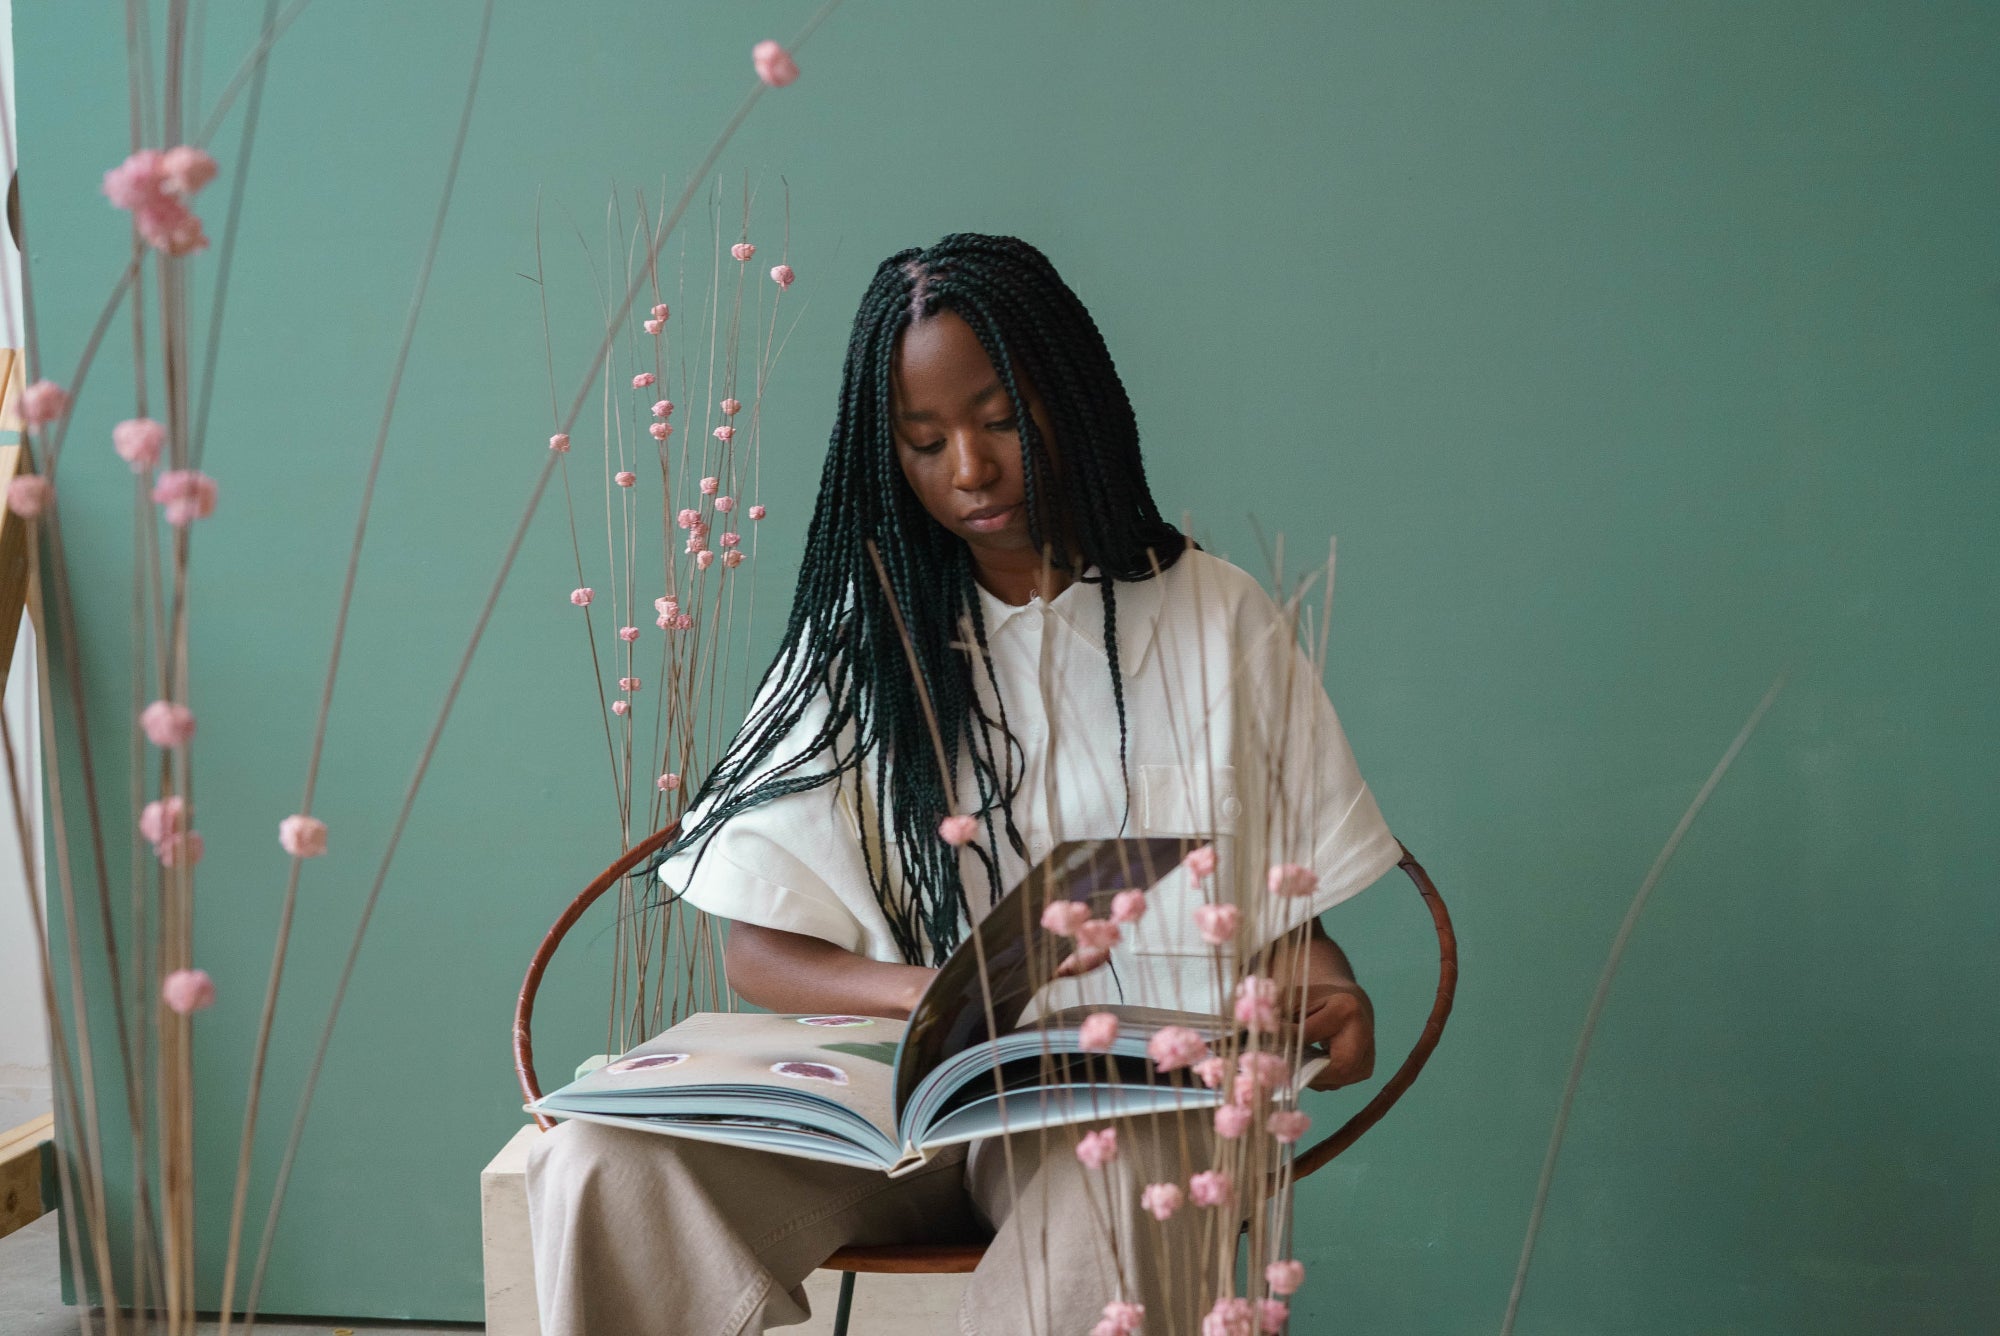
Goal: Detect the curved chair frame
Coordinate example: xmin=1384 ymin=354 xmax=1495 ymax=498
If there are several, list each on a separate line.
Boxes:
xmin=515 ymin=826 xmax=1456 ymax=1308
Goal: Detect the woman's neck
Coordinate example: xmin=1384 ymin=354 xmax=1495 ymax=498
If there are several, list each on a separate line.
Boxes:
xmin=972 ymin=547 xmax=1076 ymax=606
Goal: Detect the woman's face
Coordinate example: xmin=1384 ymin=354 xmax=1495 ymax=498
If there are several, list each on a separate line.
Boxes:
xmin=890 ymin=310 xmax=1054 ymax=560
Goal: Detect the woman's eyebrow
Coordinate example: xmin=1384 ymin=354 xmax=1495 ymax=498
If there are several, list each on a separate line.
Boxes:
xmin=896 ymin=382 xmax=1007 ymax=422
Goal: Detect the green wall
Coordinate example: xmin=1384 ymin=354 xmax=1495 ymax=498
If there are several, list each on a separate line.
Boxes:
xmin=21 ymin=2 xmax=1998 ymax=1329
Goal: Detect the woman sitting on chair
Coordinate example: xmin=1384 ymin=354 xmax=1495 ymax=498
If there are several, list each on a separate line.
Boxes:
xmin=525 ymin=233 xmax=1402 ymax=1336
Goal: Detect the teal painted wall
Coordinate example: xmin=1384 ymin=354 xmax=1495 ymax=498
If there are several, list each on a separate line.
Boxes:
xmin=21 ymin=2 xmax=1998 ymax=1329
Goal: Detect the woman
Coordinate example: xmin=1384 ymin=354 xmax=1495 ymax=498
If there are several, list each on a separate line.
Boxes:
xmin=526 ymin=234 xmax=1401 ymax=1335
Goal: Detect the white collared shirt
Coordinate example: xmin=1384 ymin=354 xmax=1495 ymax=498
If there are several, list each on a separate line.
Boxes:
xmin=661 ymin=548 xmax=1400 ymax=1016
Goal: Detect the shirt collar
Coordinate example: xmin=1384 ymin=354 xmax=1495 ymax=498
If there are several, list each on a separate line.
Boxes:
xmin=972 ymin=565 xmax=1167 ymax=680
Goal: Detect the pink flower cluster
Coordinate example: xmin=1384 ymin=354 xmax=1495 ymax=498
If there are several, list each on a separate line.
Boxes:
xmin=731 ymin=242 xmax=756 ymax=262
xmin=1145 ymin=1025 xmax=1209 ymax=1072
xmin=152 ymin=470 xmax=217 ymax=526
xmin=115 ymin=418 xmax=167 ymax=471
xmin=1139 ymin=1182 xmax=1183 ymax=1221
xmin=20 ymin=380 xmax=70 ymax=429
xmin=1091 ymin=1301 xmax=1144 ymax=1336
xmin=1193 ymin=901 xmax=1240 ymax=945
xmin=656 ymin=772 xmax=682 ymax=792
xmin=770 ymin=264 xmax=796 ymax=290
xmin=1040 ymin=900 xmax=1090 ymax=936
xmin=161 ymin=968 xmax=216 ymax=1015
xmin=1074 ymin=1126 xmax=1117 ymax=1168
xmin=1234 ymin=975 xmax=1281 ymax=1032
xmin=103 ymin=147 xmax=217 ymax=255
xmin=1203 ymin=1297 xmax=1253 ymax=1336
xmin=7 ymin=476 xmax=53 ymax=518
xmin=279 ymin=814 xmax=328 ymax=859
xmin=937 ymin=814 xmax=978 ymax=846
xmin=140 ymin=700 xmax=196 ymax=749
xmin=139 ymin=795 xmax=201 ymax=870
xmin=753 ymin=40 xmax=799 ymax=87
xmin=1077 ymin=1011 xmax=1120 ymax=1051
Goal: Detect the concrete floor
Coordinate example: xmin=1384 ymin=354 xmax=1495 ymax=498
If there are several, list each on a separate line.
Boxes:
xmin=0 ymin=1214 xmax=479 ymax=1336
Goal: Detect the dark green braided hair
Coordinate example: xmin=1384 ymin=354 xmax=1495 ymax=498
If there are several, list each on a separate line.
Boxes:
xmin=657 ymin=233 xmax=1188 ymax=965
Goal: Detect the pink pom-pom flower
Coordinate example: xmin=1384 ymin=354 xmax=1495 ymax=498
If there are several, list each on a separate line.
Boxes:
xmin=657 ymin=772 xmax=681 ymax=792
xmin=770 ymin=263 xmax=796 ymax=289
xmin=159 ymin=146 xmax=218 ymax=197
xmin=1110 ymin=888 xmax=1148 ymax=924
xmin=1238 ymin=1050 xmax=1291 ymax=1094
xmin=151 ymin=470 xmax=217 ymax=525
xmin=615 ymin=471 xmax=637 ymax=488
xmin=1140 ymin=1182 xmax=1184 ymax=1221
xmin=1214 ymin=1104 xmax=1252 ymax=1139
xmin=1074 ymin=1126 xmax=1118 ymax=1168
xmin=652 ymin=399 xmax=675 ymax=419
xmin=700 ymin=475 xmax=720 ymax=495
xmin=103 ymin=149 xmax=165 ymax=210
xmin=1203 ymin=1298 xmax=1254 ymax=1336
xmin=632 ymin=372 xmax=657 ymax=389
xmin=651 ymin=303 xmax=670 ymax=320
xmin=713 ymin=425 xmax=735 ymax=443
xmin=1075 ymin=918 xmax=1122 ymax=952
xmin=138 ymin=796 xmax=188 ymax=846
xmin=752 ymin=40 xmax=799 ymax=87
xmin=730 ymin=242 xmax=756 ymax=262
xmin=643 ymin=318 xmax=663 ymax=335
xmin=7 ymin=476 xmax=53 ymax=518
xmin=570 ymin=587 xmax=594 ymax=607
xmin=1255 ymin=1299 xmax=1289 ymax=1335
xmin=1194 ymin=1055 xmax=1229 ymax=1089
xmin=619 ymin=676 xmax=641 ymax=691
xmin=1183 ymin=844 xmax=1218 ymax=880
xmin=140 ymin=700 xmax=197 ymax=748
xmin=136 ymin=200 xmax=207 ymax=256
xmin=1193 ymin=902 xmax=1241 ymax=945
xmin=672 ymin=612 xmax=694 ymax=630
xmin=748 ymin=504 xmax=767 ymax=520
xmin=676 ymin=508 xmax=701 ymax=530
xmin=1098 ymin=1302 xmax=1145 ymax=1336
xmin=720 ymin=398 xmax=741 ymax=416
xmin=611 ymin=701 xmax=629 ymax=717
xmin=161 ymin=968 xmax=215 ymax=1015
xmin=549 ymin=433 xmax=571 ymax=453
xmin=1268 ymin=863 xmax=1319 ymax=899
xmin=20 ymin=380 xmax=72 ymax=429
xmin=1040 ymin=900 xmax=1091 ymax=937
xmin=695 ymin=550 xmax=716 ymax=570
xmin=114 ymin=418 xmax=167 ymax=471
xmin=1078 ymin=1012 xmax=1120 ymax=1051
xmin=1234 ymin=976 xmax=1281 ymax=1032
xmin=655 ymin=596 xmax=679 ymax=615
xmin=1189 ymin=1170 xmax=1233 ymax=1208
xmin=157 ymin=831 xmax=204 ymax=868
xmin=938 ymin=814 xmax=979 ymax=846
xmin=650 ymin=423 xmax=672 ymax=441
xmin=1146 ymin=1025 xmax=1210 ymax=1072
xmin=1267 ymin=1110 xmax=1311 ymax=1144
xmin=721 ymin=549 xmax=745 ymax=569
xmin=714 ymin=495 xmax=736 ymax=513
xmin=278 ymin=814 xmax=328 ymax=859
xmin=618 ymin=626 xmax=640 ymax=642
xmin=1264 ymin=1260 xmax=1305 ymax=1296
xmin=720 ymin=531 xmax=741 ymax=548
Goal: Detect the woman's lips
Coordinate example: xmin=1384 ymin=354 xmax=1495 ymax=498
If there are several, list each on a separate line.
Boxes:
xmin=962 ymin=502 xmax=1021 ymax=533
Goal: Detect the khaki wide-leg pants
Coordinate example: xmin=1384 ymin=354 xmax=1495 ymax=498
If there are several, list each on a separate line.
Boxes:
xmin=525 ymin=1116 xmax=1221 ymax=1336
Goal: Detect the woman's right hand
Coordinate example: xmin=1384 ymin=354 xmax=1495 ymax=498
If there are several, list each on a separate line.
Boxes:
xmin=723 ymin=921 xmax=938 ymax=1019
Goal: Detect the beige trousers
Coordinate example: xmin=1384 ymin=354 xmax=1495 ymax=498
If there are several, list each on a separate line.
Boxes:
xmin=524 ymin=1117 xmax=1224 ymax=1336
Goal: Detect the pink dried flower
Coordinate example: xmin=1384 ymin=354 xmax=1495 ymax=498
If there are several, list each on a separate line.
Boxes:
xmin=1140 ymin=1182 xmax=1184 ymax=1221
xmin=656 ymin=772 xmax=681 ymax=792
xmin=619 ymin=676 xmax=641 ymax=691
xmin=151 ymin=469 xmax=217 ymax=525
xmin=1040 ymin=900 xmax=1091 ymax=937
xmin=730 ymin=242 xmax=756 ymax=262
xmin=700 ymin=475 xmax=720 ymax=494
xmin=138 ymin=796 xmax=188 ymax=845
xmin=1074 ymin=1126 xmax=1117 ymax=1168
xmin=157 ymin=831 xmax=204 ymax=868
xmin=1189 ymin=1170 xmax=1233 ymax=1208
xmin=752 ymin=40 xmax=799 ymax=87
xmin=278 ymin=814 xmax=328 ymax=859
xmin=643 ymin=318 xmax=663 ymax=335
xmin=649 ymin=423 xmax=672 ymax=441
xmin=549 ymin=433 xmax=571 ymax=453
xmin=938 ymin=814 xmax=979 ymax=846
xmin=632 ymin=372 xmax=657 ymax=389
xmin=1146 ymin=1025 xmax=1210 ymax=1071
xmin=651 ymin=303 xmax=670 ymax=320
xmin=103 ymin=149 xmax=166 ymax=210
xmin=1267 ymin=1110 xmax=1311 ymax=1144
xmin=1099 ymin=1302 xmax=1145 ymax=1336
xmin=714 ymin=495 xmax=736 ymax=513
xmin=615 ymin=471 xmax=637 ymax=488
xmin=695 ymin=550 xmax=715 ymax=570
xmin=1110 ymin=888 xmax=1148 ymax=924
xmin=135 ymin=199 xmax=208 ymax=256
xmin=720 ymin=398 xmax=741 ymax=416
xmin=672 ymin=612 xmax=694 ymax=630
xmin=612 ymin=701 xmax=630 ymax=717
xmin=686 ymin=534 xmax=708 ymax=555
xmin=7 ymin=476 xmax=53 ymax=518
xmin=676 ymin=508 xmax=701 ymax=530
xmin=655 ymin=596 xmax=679 ymax=615
xmin=1268 ymin=863 xmax=1319 ymax=899
xmin=618 ymin=626 xmax=640 ymax=642
xmin=652 ymin=399 xmax=675 ymax=418
xmin=161 ymin=968 xmax=215 ymax=1015
xmin=1194 ymin=1055 xmax=1229 ymax=1089
xmin=1234 ymin=976 xmax=1281 ymax=1032
xmin=721 ymin=549 xmax=745 ymax=569
xmin=748 ymin=504 xmax=767 ymax=520
xmin=1214 ymin=1104 xmax=1252 ymax=1139
xmin=1183 ymin=844 xmax=1218 ymax=880
xmin=140 ymin=701 xmax=197 ymax=748
xmin=1203 ymin=1297 xmax=1254 ymax=1336
xmin=1264 ymin=1260 xmax=1305 ymax=1296
xmin=570 ymin=587 xmax=594 ymax=607
xmin=1078 ymin=1012 xmax=1120 ymax=1051
xmin=114 ymin=418 xmax=167 ymax=471
xmin=1239 ymin=1050 xmax=1291 ymax=1094
xmin=770 ymin=263 xmax=796 ymax=289
xmin=713 ymin=425 xmax=735 ymax=443
xmin=21 ymin=381 xmax=71 ymax=429
xmin=1255 ymin=1299 xmax=1289 ymax=1334
xmin=159 ymin=146 xmax=218 ymax=197
xmin=720 ymin=531 xmax=741 ymax=548
xmin=1075 ymin=918 xmax=1122 ymax=952
xmin=1194 ymin=902 xmax=1241 ymax=945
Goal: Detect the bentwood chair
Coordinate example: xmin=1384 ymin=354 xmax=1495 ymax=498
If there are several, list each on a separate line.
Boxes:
xmin=515 ymin=823 xmax=1457 ymax=1336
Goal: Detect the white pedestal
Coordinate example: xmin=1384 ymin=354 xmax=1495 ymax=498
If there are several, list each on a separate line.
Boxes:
xmin=480 ymin=1125 xmax=967 ymax=1336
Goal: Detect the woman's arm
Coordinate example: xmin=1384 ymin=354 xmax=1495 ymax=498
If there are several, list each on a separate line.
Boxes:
xmin=1266 ymin=920 xmax=1377 ymax=1090
xmin=724 ymin=921 xmax=939 ymax=1019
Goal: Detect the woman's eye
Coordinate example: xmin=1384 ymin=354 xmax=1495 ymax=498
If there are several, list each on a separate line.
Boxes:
xmin=988 ymin=418 xmax=1019 ymax=432
xmin=911 ymin=439 xmax=945 ymax=455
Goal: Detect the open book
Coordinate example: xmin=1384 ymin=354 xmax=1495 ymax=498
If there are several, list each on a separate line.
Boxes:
xmin=528 ymin=838 xmax=1326 ymax=1174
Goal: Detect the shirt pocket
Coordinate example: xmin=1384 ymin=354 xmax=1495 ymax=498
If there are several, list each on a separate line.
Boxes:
xmin=1136 ymin=764 xmax=1239 ymax=836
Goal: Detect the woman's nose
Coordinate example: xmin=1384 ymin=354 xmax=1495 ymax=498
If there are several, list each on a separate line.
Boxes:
xmin=949 ymin=433 xmax=1001 ymax=490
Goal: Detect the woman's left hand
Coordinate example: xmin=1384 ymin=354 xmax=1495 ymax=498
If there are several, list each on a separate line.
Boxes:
xmin=1295 ymin=980 xmax=1376 ymax=1090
